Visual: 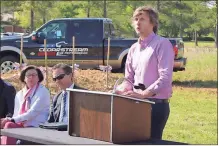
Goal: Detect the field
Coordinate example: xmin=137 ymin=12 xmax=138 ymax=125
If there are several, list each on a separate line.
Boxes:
xmin=2 ymin=41 xmax=217 ymax=144
xmin=184 ymin=41 xmax=216 ymax=48
xmin=163 ymin=41 xmax=217 ymax=144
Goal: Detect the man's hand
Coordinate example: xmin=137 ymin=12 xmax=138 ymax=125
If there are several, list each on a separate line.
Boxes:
xmin=0 ymin=118 xmax=10 ymax=129
xmin=114 ymin=89 xmax=128 ymax=95
xmin=123 ymin=90 xmax=155 ymax=99
xmin=113 ymin=84 xmax=130 ymax=95
xmin=122 ymin=90 xmax=146 ymax=99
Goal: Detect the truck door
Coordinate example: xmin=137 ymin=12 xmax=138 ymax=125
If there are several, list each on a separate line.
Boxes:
xmin=69 ymin=20 xmax=103 ymax=69
xmin=24 ymin=20 xmax=72 ymax=66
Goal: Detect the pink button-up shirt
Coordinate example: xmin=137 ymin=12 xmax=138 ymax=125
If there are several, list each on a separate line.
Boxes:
xmin=124 ymin=32 xmax=174 ymax=99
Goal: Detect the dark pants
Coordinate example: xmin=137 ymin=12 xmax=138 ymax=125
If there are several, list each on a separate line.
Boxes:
xmin=151 ymin=102 xmax=170 ymax=140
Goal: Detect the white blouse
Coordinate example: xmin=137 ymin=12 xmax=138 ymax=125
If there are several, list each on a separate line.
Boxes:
xmin=13 ymin=84 xmax=50 ymax=127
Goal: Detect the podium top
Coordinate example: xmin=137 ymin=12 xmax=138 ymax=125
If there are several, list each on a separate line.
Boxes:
xmin=66 ymin=88 xmax=155 ymax=104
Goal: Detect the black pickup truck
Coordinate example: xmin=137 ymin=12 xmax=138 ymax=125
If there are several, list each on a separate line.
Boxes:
xmin=0 ymin=18 xmax=187 ymax=74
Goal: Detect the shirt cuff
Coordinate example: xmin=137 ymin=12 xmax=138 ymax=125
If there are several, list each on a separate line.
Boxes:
xmin=13 ymin=116 xmax=23 ymax=123
xmin=6 ymin=113 xmax=13 ymax=118
xmin=122 ymin=81 xmax=133 ymax=91
xmin=146 ymin=84 xmax=159 ymax=95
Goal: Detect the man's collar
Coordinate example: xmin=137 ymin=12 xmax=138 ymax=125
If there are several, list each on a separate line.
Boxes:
xmin=137 ymin=32 xmax=156 ymax=44
xmin=63 ymin=83 xmax=74 ymax=93
xmin=69 ymin=83 xmax=74 ymax=89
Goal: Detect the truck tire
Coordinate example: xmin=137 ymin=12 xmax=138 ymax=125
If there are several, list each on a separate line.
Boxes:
xmin=0 ymin=55 xmax=19 ymax=74
xmin=121 ymin=55 xmax=127 ymax=73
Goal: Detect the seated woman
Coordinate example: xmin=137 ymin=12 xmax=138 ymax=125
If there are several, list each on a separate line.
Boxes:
xmin=0 ymin=66 xmax=50 ymax=145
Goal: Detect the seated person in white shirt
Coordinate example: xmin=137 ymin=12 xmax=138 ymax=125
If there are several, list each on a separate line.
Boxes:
xmin=47 ymin=63 xmax=83 ymax=124
xmin=0 ymin=65 xmax=50 ymax=145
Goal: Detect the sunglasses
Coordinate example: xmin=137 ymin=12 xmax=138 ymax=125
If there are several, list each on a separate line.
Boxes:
xmin=52 ymin=73 xmax=66 ymax=82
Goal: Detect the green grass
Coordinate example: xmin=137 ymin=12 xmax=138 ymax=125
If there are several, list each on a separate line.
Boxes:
xmin=184 ymin=41 xmax=216 ymax=48
xmin=164 ymin=88 xmax=217 ymax=144
xmin=163 ymin=42 xmax=217 ymax=144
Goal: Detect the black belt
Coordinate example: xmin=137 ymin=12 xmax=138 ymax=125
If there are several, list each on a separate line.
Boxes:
xmin=148 ymin=98 xmax=170 ymax=103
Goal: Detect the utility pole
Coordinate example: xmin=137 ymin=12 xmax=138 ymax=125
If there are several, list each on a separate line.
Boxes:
xmin=179 ymin=0 xmax=182 ymax=38
xmin=195 ymin=30 xmax=198 ymax=46
xmin=157 ymin=0 xmax=160 ymax=12
xmin=194 ymin=11 xmax=198 ymax=47
xmin=12 ymin=2 xmax=16 ymax=33
xmin=43 ymin=10 xmax=46 ymax=24
xmin=215 ymin=19 xmax=218 ymax=48
xmin=215 ymin=1 xmax=218 ymax=48
xmin=12 ymin=12 xmax=14 ymax=33
xmin=87 ymin=0 xmax=90 ymax=18
xmin=30 ymin=1 xmax=34 ymax=32
xmin=103 ymin=0 xmax=107 ymax=18
xmin=179 ymin=13 xmax=182 ymax=38
xmin=156 ymin=0 xmax=160 ymax=34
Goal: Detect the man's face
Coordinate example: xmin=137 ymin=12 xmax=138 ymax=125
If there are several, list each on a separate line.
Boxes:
xmin=132 ymin=12 xmax=154 ymax=36
xmin=52 ymin=68 xmax=72 ymax=90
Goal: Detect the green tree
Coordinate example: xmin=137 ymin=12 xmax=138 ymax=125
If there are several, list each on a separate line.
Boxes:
xmin=14 ymin=1 xmax=57 ymax=31
xmin=1 ymin=0 xmax=216 ymax=43
xmin=1 ymin=1 xmax=23 ymax=31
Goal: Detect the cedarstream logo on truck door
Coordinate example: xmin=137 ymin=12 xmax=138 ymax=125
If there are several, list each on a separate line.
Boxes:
xmin=38 ymin=41 xmax=88 ymax=56
xmin=38 ymin=48 xmax=89 ymax=56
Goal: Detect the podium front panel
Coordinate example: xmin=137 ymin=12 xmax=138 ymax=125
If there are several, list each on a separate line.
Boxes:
xmin=112 ymin=96 xmax=151 ymax=143
xmin=68 ymin=89 xmax=153 ymax=143
xmin=69 ymin=91 xmax=111 ymax=141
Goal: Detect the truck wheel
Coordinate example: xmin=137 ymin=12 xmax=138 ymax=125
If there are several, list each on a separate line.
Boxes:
xmin=121 ymin=56 xmax=127 ymax=73
xmin=121 ymin=64 xmax=125 ymax=73
xmin=0 ymin=56 xmax=19 ymax=74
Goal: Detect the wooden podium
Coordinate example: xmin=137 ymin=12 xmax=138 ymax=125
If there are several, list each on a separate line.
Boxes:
xmin=67 ymin=89 xmax=154 ymax=144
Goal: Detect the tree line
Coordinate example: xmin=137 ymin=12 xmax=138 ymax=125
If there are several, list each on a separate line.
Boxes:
xmin=1 ymin=0 xmax=217 ymax=46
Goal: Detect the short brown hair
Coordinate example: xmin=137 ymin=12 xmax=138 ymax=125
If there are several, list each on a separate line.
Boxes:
xmin=132 ymin=6 xmax=159 ymax=33
xmin=20 ymin=65 xmax=44 ymax=83
xmin=52 ymin=63 xmax=72 ymax=75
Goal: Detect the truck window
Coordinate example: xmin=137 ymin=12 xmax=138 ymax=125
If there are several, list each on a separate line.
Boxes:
xmin=104 ymin=22 xmax=115 ymax=38
xmin=104 ymin=23 xmax=110 ymax=38
xmin=37 ymin=22 xmax=67 ymax=39
xmin=71 ymin=20 xmax=102 ymax=44
xmin=109 ymin=23 xmax=116 ymax=37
